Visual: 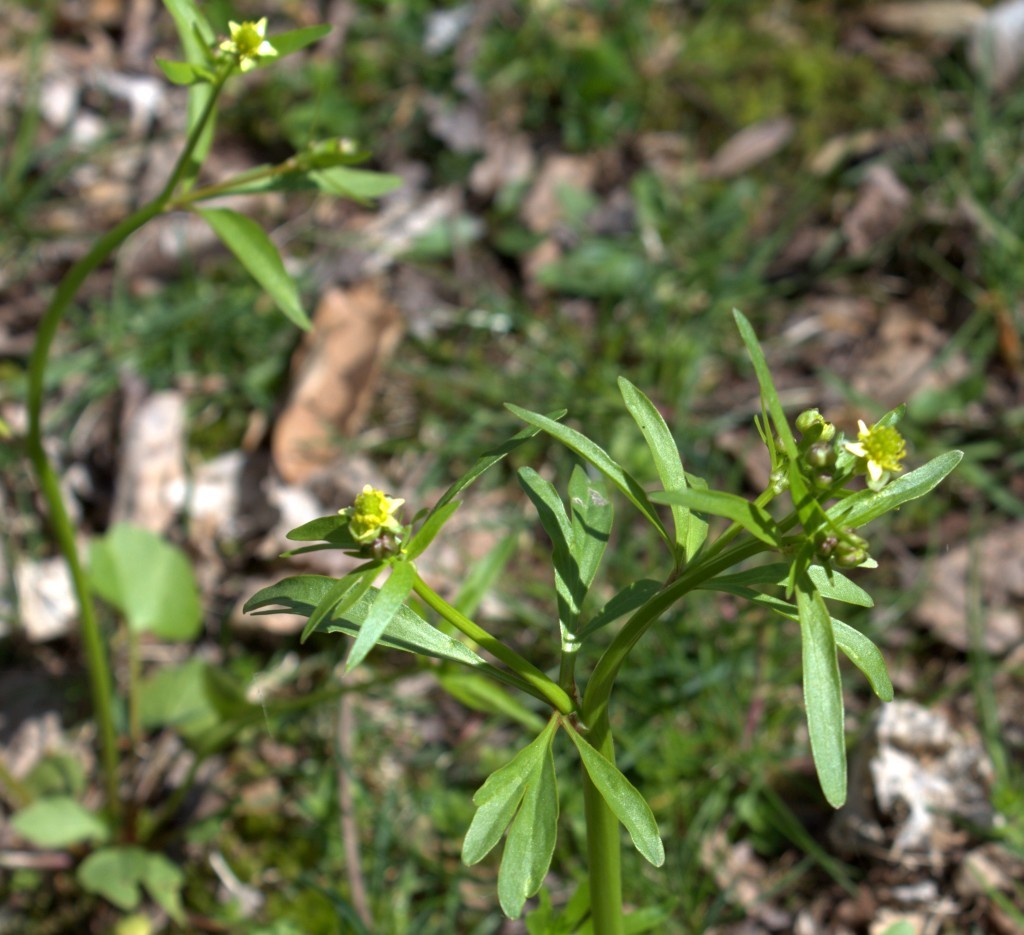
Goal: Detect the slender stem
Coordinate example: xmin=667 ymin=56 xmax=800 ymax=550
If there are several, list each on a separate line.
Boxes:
xmin=412 ymin=574 xmax=575 ymax=716
xmin=127 ymin=627 xmax=142 ymax=746
xmin=24 ymin=69 xmax=230 ymax=817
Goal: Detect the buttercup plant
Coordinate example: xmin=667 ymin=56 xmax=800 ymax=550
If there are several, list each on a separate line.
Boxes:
xmin=19 ymin=0 xmax=397 ymax=886
xmin=248 ymin=310 xmax=963 ymax=931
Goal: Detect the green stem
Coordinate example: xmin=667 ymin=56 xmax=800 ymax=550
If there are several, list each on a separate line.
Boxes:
xmin=412 ymin=575 xmax=575 ymax=716
xmin=578 ymin=537 xmax=769 ymax=932
xmin=24 ymin=68 xmax=230 ymax=817
xmin=582 ymin=730 xmax=625 ymax=935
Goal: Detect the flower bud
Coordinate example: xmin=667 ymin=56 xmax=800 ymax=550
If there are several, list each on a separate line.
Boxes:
xmin=834 ymin=544 xmax=868 ymax=568
xmin=805 ymin=441 xmax=837 ymax=470
xmin=769 ymin=467 xmax=790 ymax=494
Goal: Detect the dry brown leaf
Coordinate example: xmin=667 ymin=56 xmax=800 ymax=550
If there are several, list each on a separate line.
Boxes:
xmin=704 ymin=116 xmax=795 ymax=180
xmin=520 ymin=154 xmax=598 ymax=234
xmin=271 ymin=283 xmax=403 ymax=484
xmin=842 ymin=164 xmax=911 ymax=258
xmin=864 ymin=2 xmax=985 ymax=39
xmin=913 ymin=523 xmax=1024 ymax=654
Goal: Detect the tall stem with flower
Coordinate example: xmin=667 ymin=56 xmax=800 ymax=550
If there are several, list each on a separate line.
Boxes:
xmin=22 ymin=6 xmax=398 ymax=823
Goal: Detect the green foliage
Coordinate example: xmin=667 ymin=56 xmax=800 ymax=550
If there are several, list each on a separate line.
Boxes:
xmin=11 ymin=797 xmax=109 ymax=848
xmin=77 ymin=847 xmax=185 ymax=922
xmin=89 ymin=524 xmax=202 ymax=641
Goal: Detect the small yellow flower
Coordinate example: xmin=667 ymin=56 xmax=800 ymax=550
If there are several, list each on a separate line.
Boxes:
xmin=219 ymin=18 xmax=278 ymax=72
xmin=844 ymin=420 xmax=906 ymax=489
xmin=341 ymin=485 xmax=405 ymax=544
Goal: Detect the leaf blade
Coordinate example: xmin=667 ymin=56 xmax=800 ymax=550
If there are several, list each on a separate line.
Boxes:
xmin=565 ymin=727 xmax=664 ymax=867
xmin=196 ymin=207 xmax=310 ymax=330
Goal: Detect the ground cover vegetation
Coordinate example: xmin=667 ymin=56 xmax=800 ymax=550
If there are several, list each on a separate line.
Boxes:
xmin=1 ymin=1 xmax=1023 ymax=933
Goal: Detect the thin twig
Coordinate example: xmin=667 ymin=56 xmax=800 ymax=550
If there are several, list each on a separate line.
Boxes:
xmin=336 ymin=692 xmax=372 ymax=928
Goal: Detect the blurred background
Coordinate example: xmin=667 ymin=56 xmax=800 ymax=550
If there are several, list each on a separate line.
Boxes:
xmin=1 ymin=1 xmax=1023 ymax=932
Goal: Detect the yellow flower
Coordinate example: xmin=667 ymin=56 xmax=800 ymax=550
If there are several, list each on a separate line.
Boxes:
xmin=844 ymin=420 xmax=906 ymax=490
xmin=342 ymin=485 xmax=405 ymax=544
xmin=219 ymin=18 xmax=278 ymax=72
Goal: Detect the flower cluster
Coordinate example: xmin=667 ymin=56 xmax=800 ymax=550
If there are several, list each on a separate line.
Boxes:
xmin=340 ymin=485 xmax=405 ymax=554
xmin=219 ymin=19 xmax=278 ymax=72
xmin=844 ymin=419 xmax=906 ymax=491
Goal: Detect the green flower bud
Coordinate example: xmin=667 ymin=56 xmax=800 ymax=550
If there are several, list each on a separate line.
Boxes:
xmin=805 ymin=441 xmax=837 ymax=470
xmin=769 ymin=467 xmax=790 ymax=494
xmin=796 ymin=409 xmax=823 ymax=434
xmin=834 ymin=544 xmax=868 ymax=568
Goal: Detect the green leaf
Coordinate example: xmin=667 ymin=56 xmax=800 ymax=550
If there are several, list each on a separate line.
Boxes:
xmin=498 ymin=726 xmax=560 ymax=918
xmin=650 ymin=488 xmax=779 ymax=548
xmin=405 ymin=500 xmax=461 ymax=560
xmin=77 ymin=847 xmax=185 ymax=922
xmin=138 ymin=852 xmax=187 ymax=923
xmin=245 ymin=575 xmax=487 ymax=668
xmin=618 ymin=377 xmax=704 ymax=561
xmin=506 ymin=404 xmax=671 ymax=549
xmin=267 ymin=24 xmax=331 ymax=58
xmin=300 ymin=562 xmax=381 ymax=643
xmin=568 ymin=466 xmax=613 ymax=596
xmin=578 ymin=579 xmax=662 ymax=639
xmin=196 ymin=207 xmax=310 ymax=330
xmin=828 ymin=450 xmax=963 ymax=529
xmin=345 ymin=561 xmax=417 ymax=672
xmin=78 ymin=847 xmax=147 ymax=911
xmin=89 ymin=524 xmax=201 ymax=641
xmin=733 ymin=310 xmax=798 ymax=461
xmin=463 ymin=720 xmax=557 ymax=865
xmin=155 ymin=58 xmax=209 ymax=85
xmin=285 ymin=514 xmax=359 ymax=546
xmin=160 ymin=0 xmax=215 ymax=184
xmin=11 ymin=797 xmax=109 ymax=848
xmin=707 ymin=562 xmax=873 ymax=607
xmin=796 ymin=574 xmax=847 ymax=807
xmin=564 ymin=726 xmax=664 ymax=867
xmin=427 ymin=411 xmax=567 ymax=518
xmin=138 ymin=659 xmax=218 ymax=737
xmin=832 ymin=619 xmax=894 ymax=702
xmin=518 ymin=467 xmax=581 ymax=633
xmin=308 ymin=167 xmax=403 ymax=203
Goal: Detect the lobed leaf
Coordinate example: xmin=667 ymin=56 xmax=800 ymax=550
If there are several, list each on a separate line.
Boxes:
xmin=498 ymin=728 xmax=560 ymax=918
xmin=463 ymin=720 xmax=557 ymax=866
